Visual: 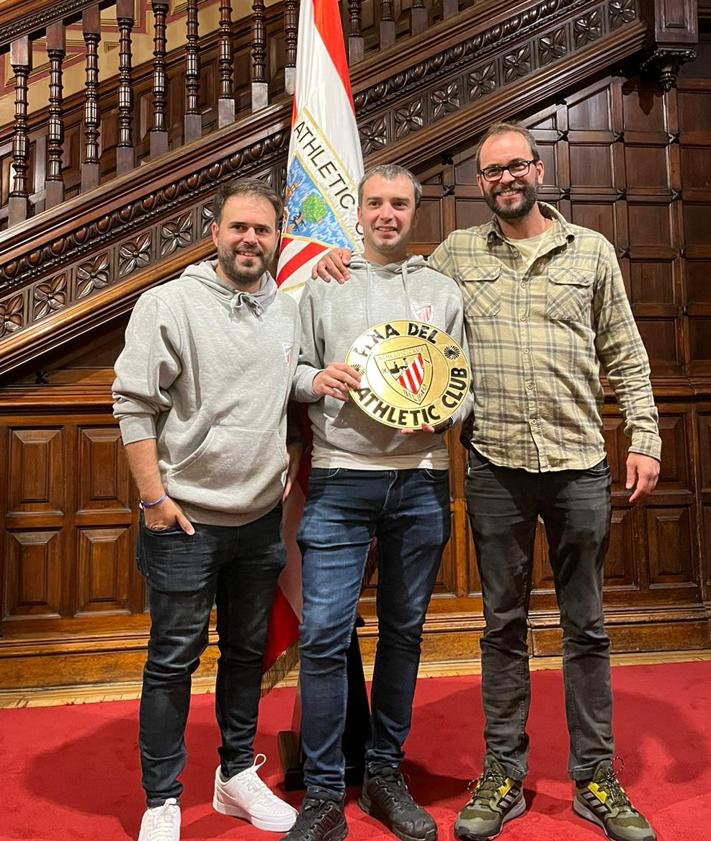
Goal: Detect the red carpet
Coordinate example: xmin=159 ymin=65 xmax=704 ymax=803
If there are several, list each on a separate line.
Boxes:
xmin=2 ymin=661 xmax=710 ymax=841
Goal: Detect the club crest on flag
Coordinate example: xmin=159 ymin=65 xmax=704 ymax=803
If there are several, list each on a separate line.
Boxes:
xmin=375 ymin=345 xmax=432 ymax=406
xmin=282 ymin=115 xmax=359 ymax=251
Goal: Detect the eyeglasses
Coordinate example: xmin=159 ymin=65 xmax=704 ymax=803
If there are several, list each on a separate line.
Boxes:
xmin=479 ymin=159 xmax=538 ymax=182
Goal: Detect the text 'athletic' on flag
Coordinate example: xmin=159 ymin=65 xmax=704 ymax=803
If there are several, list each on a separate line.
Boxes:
xmin=276 ymin=0 xmax=364 ymax=297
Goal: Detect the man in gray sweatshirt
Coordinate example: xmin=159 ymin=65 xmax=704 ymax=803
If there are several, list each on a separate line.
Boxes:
xmin=113 ymin=179 xmax=300 ymax=841
xmin=284 ymin=165 xmax=470 ymax=841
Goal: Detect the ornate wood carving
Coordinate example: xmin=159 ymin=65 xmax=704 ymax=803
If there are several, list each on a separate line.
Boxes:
xmin=410 ymin=0 xmax=428 ymax=37
xmin=184 ymin=0 xmax=202 ymax=143
xmin=81 ymin=6 xmax=101 ymax=192
xmin=45 ymin=23 xmax=66 ymax=209
xmin=150 ymin=0 xmax=170 ymax=157
xmin=8 ymin=36 xmax=32 ymax=226
xmin=116 ymin=0 xmax=136 ymax=174
xmin=380 ymin=0 xmax=396 ymax=49
xmin=0 ymin=0 xmax=100 ymax=46
xmin=640 ymin=47 xmax=697 ymax=90
xmin=217 ymin=0 xmax=236 ymax=127
xmin=348 ymin=0 xmax=364 ymax=64
xmin=639 ymin=0 xmax=698 ymax=89
xmin=251 ymin=0 xmax=269 ymax=111
xmin=284 ymin=0 xmax=298 ymax=93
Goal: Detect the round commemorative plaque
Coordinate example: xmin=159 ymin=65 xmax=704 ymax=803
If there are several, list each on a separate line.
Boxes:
xmin=345 ymin=319 xmax=471 ymax=430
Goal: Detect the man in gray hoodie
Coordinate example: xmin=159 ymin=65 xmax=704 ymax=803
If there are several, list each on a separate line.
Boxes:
xmin=284 ymin=165 xmax=470 ymax=841
xmin=113 ymin=179 xmax=300 ymax=841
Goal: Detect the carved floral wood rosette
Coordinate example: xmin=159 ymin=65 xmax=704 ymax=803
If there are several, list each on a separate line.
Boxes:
xmin=0 ymin=0 xmax=646 ymax=367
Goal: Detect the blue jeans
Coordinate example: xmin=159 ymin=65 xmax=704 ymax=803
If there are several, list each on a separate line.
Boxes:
xmin=137 ymin=505 xmax=285 ymax=806
xmin=465 ymin=448 xmax=613 ymax=781
xmin=297 ymin=467 xmax=451 ymax=799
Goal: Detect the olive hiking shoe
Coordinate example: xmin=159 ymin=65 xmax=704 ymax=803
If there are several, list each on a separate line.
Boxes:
xmin=574 ymin=761 xmax=656 ymax=841
xmin=454 ymin=757 xmax=525 ymax=840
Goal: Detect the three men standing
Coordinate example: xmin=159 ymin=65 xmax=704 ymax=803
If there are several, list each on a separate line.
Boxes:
xmin=117 ymin=121 xmax=661 ymax=841
xmin=113 ymin=179 xmax=300 ymax=841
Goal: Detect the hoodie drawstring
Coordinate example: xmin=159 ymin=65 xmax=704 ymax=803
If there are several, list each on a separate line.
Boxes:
xmin=231 ymin=291 xmax=264 ymax=318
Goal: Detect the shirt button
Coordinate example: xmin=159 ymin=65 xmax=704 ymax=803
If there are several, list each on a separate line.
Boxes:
xmin=526 ymin=381 xmax=534 ymax=389
xmin=523 ymin=348 xmax=530 ymax=354
xmin=521 ymin=280 xmax=527 ymax=287
xmin=520 ymin=314 xmax=527 ymax=321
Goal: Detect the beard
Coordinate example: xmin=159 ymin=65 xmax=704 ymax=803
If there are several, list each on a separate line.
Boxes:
xmin=483 ymin=181 xmax=538 ymax=220
xmin=216 ymin=241 xmax=271 ymax=287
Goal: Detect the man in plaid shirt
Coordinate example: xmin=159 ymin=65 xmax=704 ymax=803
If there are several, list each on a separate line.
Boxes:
xmin=314 ymin=123 xmax=660 ymax=841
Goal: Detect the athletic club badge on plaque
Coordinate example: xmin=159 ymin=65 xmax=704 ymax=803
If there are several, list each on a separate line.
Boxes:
xmin=345 ymin=320 xmax=471 ymax=430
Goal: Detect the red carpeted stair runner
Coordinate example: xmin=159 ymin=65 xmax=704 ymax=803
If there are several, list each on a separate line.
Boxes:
xmin=1 ymin=660 xmax=710 ymax=840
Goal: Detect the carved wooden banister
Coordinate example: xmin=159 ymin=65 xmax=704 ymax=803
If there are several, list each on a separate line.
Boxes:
xmin=0 ymin=0 xmax=698 ymax=379
xmin=0 ymin=0 xmax=517 ymax=232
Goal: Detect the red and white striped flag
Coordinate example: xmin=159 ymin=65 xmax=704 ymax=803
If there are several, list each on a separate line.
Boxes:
xmin=263 ymin=0 xmax=364 ymax=687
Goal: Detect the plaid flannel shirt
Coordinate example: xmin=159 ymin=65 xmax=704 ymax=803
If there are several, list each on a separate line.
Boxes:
xmin=428 ymin=203 xmax=661 ymax=472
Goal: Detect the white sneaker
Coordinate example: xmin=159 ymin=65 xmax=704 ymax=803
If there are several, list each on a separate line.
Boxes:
xmin=213 ymin=754 xmax=297 ymax=832
xmin=137 ymin=798 xmax=180 ymax=841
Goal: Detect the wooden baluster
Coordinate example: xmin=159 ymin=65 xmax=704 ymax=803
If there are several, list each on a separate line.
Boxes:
xmin=82 ymin=5 xmax=101 ymax=191
xmin=348 ymin=0 xmax=364 ymax=64
xmin=8 ymin=36 xmax=32 ymax=225
xmin=116 ymin=0 xmax=135 ymax=174
xmin=442 ymin=0 xmax=458 ymax=19
xmin=251 ymin=0 xmax=268 ymax=111
xmin=410 ymin=0 xmax=427 ymax=36
xmin=184 ymin=0 xmax=201 ymax=142
xmin=379 ymin=0 xmax=396 ymax=49
xmin=150 ymin=0 xmax=169 ymax=157
xmin=218 ymin=0 xmax=235 ymax=126
xmin=45 ymin=23 xmax=65 ymax=208
xmin=284 ymin=0 xmax=297 ymax=95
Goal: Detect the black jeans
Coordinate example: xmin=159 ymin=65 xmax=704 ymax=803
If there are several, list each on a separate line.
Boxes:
xmin=465 ymin=449 xmax=613 ymax=781
xmin=137 ymin=505 xmax=285 ymax=806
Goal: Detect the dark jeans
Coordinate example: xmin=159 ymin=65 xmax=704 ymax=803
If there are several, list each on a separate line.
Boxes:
xmin=465 ymin=449 xmax=613 ymax=781
xmin=297 ymin=467 xmax=451 ymax=799
xmin=137 ymin=505 xmax=285 ymax=806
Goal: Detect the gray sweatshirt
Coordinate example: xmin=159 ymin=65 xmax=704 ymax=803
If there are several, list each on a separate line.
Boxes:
xmin=292 ymin=254 xmax=470 ymax=466
xmin=112 ymin=261 xmax=300 ymax=526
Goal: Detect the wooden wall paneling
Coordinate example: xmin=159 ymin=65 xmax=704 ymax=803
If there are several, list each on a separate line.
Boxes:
xmin=644 ymin=409 xmax=698 ymax=592
xmin=695 ymin=407 xmax=711 ymax=603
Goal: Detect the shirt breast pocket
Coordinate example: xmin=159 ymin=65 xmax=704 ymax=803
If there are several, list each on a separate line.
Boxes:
xmin=546 ymin=269 xmax=594 ymax=323
xmin=460 ymin=268 xmax=501 ymax=318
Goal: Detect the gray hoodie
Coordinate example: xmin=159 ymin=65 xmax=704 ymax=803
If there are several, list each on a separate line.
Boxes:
xmin=112 ymin=260 xmax=300 ymax=526
xmin=293 ymin=254 xmax=470 ymax=466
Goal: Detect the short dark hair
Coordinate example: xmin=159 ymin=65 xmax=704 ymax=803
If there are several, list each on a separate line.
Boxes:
xmin=212 ymin=178 xmax=283 ymax=226
xmin=358 ymin=164 xmax=423 ymax=209
xmin=474 ymin=122 xmax=540 ymax=171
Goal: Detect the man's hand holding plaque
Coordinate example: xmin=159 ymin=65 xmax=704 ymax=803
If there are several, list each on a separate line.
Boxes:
xmin=313 ymin=362 xmax=361 ymax=402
